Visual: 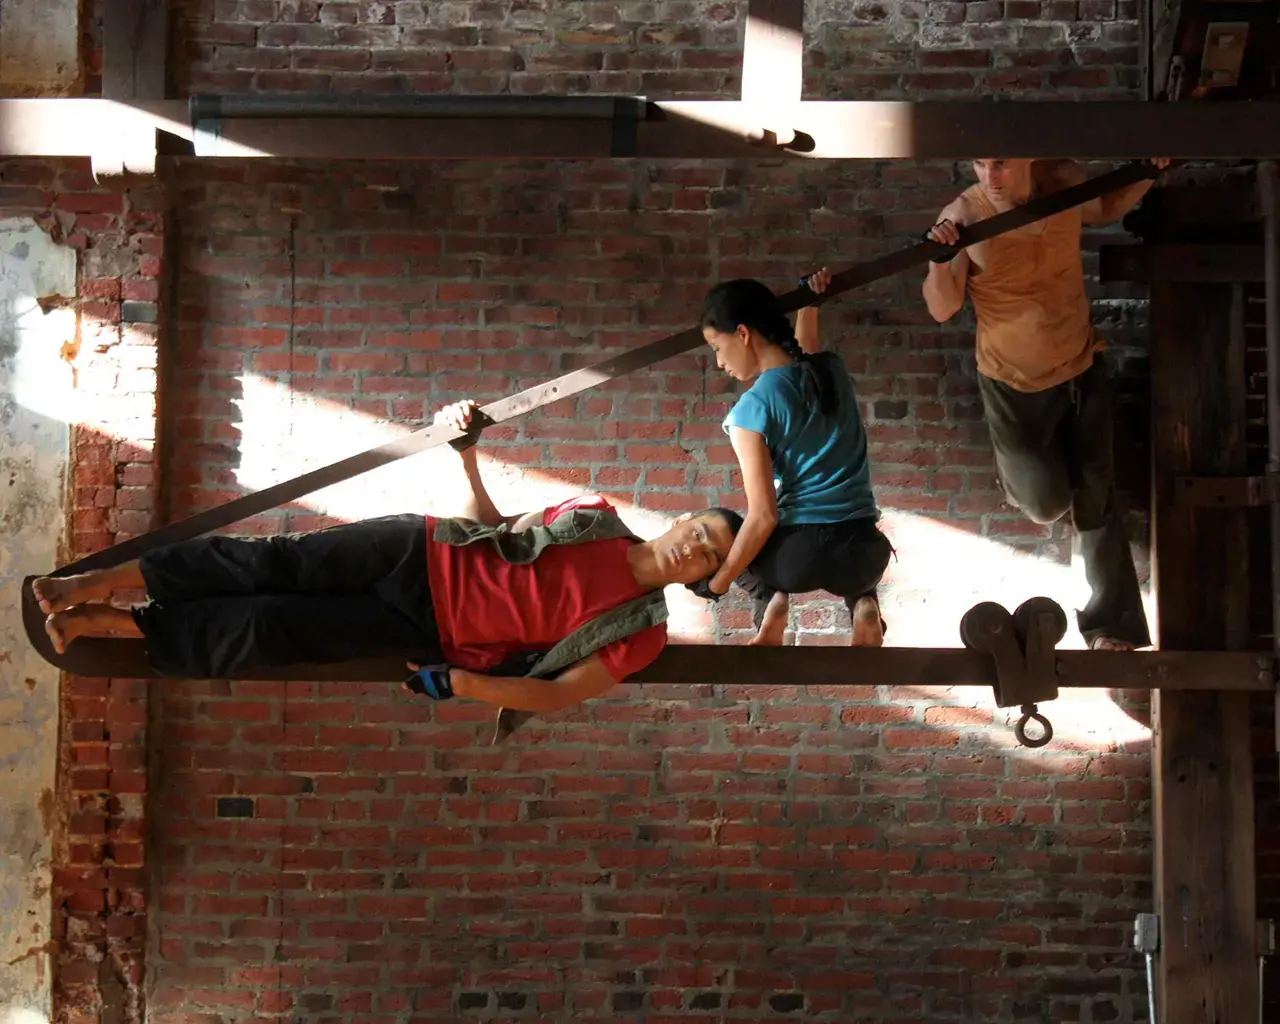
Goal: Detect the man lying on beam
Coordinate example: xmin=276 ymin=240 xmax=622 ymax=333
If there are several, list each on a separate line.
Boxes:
xmin=923 ymin=157 xmax=1169 ymax=652
xmin=33 ymin=400 xmax=739 ymax=712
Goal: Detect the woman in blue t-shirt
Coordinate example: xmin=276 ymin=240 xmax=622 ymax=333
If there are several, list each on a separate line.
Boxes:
xmin=691 ymin=269 xmax=891 ymax=646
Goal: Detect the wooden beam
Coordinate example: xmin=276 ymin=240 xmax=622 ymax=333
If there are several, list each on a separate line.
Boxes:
xmin=102 ymin=0 xmax=166 ymax=100
xmin=635 ymin=646 xmax=1274 ymax=691
xmin=1100 ymin=244 xmax=1265 ymax=283
xmin=1150 ymin=272 xmax=1259 ymax=1019
xmin=742 ymin=0 xmax=804 ymax=123
xmin=97 ymin=0 xmax=167 ymax=175
xmin=7 ymin=99 xmax=1280 ymax=161
xmin=231 ymin=101 xmax=1280 ymax=161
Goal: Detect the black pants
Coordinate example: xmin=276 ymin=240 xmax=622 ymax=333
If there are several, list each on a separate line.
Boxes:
xmin=977 ymin=356 xmax=1150 ymax=648
xmin=134 ymin=515 xmax=443 ymax=678
xmin=735 ymin=517 xmax=892 ymax=631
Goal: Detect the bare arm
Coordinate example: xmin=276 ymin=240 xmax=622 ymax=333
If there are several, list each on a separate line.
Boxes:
xmin=451 ymin=447 xmax=506 ymax=526
xmin=435 ymin=400 xmax=532 ymax=528
xmin=922 ymin=199 xmax=972 ymax=323
xmin=1057 ymin=158 xmax=1167 ymax=225
xmin=707 ymin=427 xmax=779 ymax=595
xmin=794 ymin=266 xmax=830 ymax=354
xmin=450 ymin=653 xmax=617 ymax=711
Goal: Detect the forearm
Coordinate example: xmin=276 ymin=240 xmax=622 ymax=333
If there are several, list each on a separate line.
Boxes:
xmin=451 ymin=450 xmax=504 ymax=525
xmin=1098 ymin=179 xmax=1153 ymax=223
xmin=450 ymin=668 xmax=589 ymax=712
xmin=711 ymin=511 xmax=778 ymax=591
xmin=923 ymin=263 xmax=964 ymax=322
xmin=795 ymin=306 xmax=821 ymax=354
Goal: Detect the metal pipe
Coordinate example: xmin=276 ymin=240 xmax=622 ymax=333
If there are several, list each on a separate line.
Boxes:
xmin=188 ymin=93 xmax=648 ymax=123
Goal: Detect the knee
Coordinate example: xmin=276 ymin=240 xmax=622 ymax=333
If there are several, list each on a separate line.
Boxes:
xmin=1016 ymin=491 xmax=1071 ymax=526
xmin=999 ymin=466 xmax=1071 ymax=525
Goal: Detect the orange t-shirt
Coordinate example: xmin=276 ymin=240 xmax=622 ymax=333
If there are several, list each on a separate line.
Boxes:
xmin=963 ymin=177 xmax=1100 ymax=393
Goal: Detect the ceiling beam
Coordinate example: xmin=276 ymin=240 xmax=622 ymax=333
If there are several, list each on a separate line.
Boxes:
xmin=5 ymin=99 xmax=1280 ymax=161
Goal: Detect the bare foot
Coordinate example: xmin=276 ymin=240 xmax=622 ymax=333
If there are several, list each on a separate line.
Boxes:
xmin=1090 ymin=636 xmax=1135 ymax=652
xmin=850 ymin=596 xmax=885 ymax=647
xmin=33 ymin=576 xmax=79 ymax=615
xmin=748 ymin=618 xmax=787 ymax=646
xmin=748 ymin=592 xmax=789 ymax=646
xmin=45 ymin=607 xmax=93 ymax=654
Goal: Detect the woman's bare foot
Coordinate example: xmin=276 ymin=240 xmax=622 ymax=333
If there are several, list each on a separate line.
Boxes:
xmin=748 ymin=592 xmax=789 ymax=646
xmin=850 ymin=596 xmax=884 ymax=647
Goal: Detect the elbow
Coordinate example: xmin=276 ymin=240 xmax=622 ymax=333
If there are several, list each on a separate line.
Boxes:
xmin=925 ymin=299 xmax=955 ymax=324
xmin=748 ymin=507 xmax=780 ymax=533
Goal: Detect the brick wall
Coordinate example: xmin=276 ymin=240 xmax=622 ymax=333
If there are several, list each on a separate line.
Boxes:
xmin=173 ymin=0 xmax=1140 ymax=100
xmin=141 ymin=150 xmax=1156 ymax=1023
xmin=0 ymin=159 xmax=166 ymax=1024
xmin=44 ymin=1 xmax=1179 ymax=1021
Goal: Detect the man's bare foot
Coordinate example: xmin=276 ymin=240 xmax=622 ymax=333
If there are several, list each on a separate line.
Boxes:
xmin=850 ymin=596 xmax=884 ymax=647
xmin=45 ymin=607 xmax=94 ymax=654
xmin=43 ymin=603 xmax=140 ymax=653
xmin=33 ymin=573 xmax=109 ymax=614
xmin=1090 ymin=636 xmax=1135 ymax=652
xmin=34 ymin=576 xmax=81 ymax=615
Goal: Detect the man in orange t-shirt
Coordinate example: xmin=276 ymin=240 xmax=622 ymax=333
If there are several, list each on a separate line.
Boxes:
xmin=922 ymin=158 xmax=1167 ymax=651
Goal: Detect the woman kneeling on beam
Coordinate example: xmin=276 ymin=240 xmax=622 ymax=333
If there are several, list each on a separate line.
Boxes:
xmin=691 ymin=268 xmax=891 ymax=646
xmin=33 ymin=401 xmax=739 ymax=711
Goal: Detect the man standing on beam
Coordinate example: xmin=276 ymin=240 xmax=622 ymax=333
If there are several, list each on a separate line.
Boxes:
xmin=923 ymin=157 xmax=1169 ymax=651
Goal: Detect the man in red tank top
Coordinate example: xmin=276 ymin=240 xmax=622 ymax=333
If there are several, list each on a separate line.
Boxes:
xmin=34 ymin=401 xmax=739 ymax=713
xmin=921 ymin=158 xmax=1168 ymax=651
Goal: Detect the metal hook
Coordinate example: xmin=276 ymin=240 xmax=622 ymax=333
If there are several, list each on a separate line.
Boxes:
xmin=1014 ymin=704 xmax=1054 ymax=748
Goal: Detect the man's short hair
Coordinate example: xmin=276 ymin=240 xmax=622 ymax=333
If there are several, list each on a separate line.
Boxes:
xmin=684 ymin=507 xmax=743 ymax=599
xmin=702 ymin=507 xmax=744 ymax=536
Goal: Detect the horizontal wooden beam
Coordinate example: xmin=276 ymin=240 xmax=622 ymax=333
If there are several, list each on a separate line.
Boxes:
xmin=1100 ymin=243 xmax=1265 ymax=282
xmin=4 ymin=99 xmax=1280 ymax=161
xmin=635 ymin=645 xmax=1275 ymax=692
xmin=196 ymin=101 xmax=1280 ymax=160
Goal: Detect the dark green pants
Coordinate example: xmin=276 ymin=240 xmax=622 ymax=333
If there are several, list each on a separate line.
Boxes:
xmin=977 ymin=356 xmax=1150 ymax=648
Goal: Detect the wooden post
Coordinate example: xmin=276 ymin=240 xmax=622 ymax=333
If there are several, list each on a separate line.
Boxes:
xmin=741 ymin=0 xmax=803 ymax=145
xmin=98 ymin=0 xmax=167 ymax=176
xmin=1150 ymin=273 xmax=1258 ymax=1019
xmin=742 ymin=0 xmax=804 ymax=105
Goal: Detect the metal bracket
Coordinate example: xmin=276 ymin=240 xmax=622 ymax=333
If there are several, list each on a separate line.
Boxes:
xmin=1135 ymin=913 xmax=1160 ymax=1023
xmin=1174 ymin=474 xmax=1280 ymax=507
xmin=1259 ymin=919 xmax=1275 ymax=1024
xmin=959 ymin=598 xmax=1066 ymax=748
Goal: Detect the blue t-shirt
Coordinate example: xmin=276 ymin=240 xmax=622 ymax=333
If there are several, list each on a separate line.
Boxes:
xmin=722 ymin=352 xmax=877 ymax=526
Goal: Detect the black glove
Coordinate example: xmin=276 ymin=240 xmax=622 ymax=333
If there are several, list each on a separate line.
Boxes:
xmin=405 ymin=664 xmax=454 ymax=700
xmin=446 ymin=407 xmax=495 ymax=452
xmin=796 ymin=273 xmax=820 ymax=306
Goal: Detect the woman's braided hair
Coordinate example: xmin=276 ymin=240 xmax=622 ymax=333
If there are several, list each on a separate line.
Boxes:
xmin=700 ymin=278 xmax=838 ymax=416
